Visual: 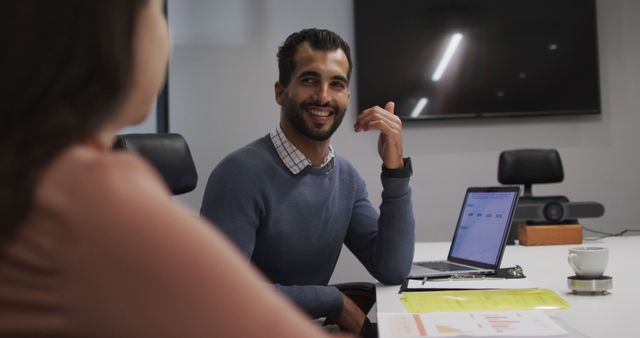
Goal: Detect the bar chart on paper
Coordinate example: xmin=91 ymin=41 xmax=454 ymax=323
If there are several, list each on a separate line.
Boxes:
xmin=377 ymin=311 xmax=567 ymax=337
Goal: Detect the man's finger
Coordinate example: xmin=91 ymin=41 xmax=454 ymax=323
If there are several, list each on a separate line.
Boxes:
xmin=384 ymin=101 xmax=395 ymax=114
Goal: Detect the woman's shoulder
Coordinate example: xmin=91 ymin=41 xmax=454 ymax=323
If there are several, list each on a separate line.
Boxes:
xmin=36 ymin=144 xmax=170 ymax=216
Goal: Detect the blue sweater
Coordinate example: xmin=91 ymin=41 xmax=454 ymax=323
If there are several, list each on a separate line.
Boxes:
xmin=200 ymin=135 xmax=415 ymax=319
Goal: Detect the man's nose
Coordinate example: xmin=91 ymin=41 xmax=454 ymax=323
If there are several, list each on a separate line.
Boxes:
xmin=313 ymin=83 xmax=331 ymax=105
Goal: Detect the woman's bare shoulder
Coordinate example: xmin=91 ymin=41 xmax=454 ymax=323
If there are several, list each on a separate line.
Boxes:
xmin=32 ymin=146 xmax=333 ymax=338
xmin=36 ymin=144 xmax=170 ymax=216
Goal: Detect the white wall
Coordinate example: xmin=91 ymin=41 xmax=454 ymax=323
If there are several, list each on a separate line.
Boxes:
xmin=167 ymin=0 xmax=640 ymax=283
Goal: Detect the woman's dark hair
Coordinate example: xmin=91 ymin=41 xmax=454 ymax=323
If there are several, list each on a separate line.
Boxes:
xmin=277 ymin=28 xmax=352 ymax=87
xmin=0 ymin=0 xmax=147 ymax=240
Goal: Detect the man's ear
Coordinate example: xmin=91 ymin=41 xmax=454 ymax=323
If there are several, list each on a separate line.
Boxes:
xmin=274 ymin=81 xmax=284 ymax=106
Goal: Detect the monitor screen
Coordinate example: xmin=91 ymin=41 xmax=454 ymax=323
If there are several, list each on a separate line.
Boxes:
xmin=353 ymin=0 xmax=601 ymax=120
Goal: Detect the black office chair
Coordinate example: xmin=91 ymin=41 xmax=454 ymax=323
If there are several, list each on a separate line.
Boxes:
xmin=113 ymin=133 xmax=198 ymax=195
xmin=499 ymin=149 xmax=565 ymax=198
xmin=498 ymin=149 xmax=576 ymax=243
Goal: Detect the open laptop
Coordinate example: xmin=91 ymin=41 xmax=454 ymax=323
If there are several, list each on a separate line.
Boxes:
xmin=410 ymin=186 xmax=520 ymax=278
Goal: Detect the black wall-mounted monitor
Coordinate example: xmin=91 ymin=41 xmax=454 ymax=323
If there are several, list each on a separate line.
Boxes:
xmin=354 ymin=0 xmax=601 ymax=121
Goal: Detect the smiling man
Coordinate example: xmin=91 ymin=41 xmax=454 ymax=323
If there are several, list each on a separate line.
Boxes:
xmin=200 ymin=28 xmax=415 ymax=335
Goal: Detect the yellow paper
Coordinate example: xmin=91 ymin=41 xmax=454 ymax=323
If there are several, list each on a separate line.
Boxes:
xmin=400 ymin=288 xmax=570 ymax=313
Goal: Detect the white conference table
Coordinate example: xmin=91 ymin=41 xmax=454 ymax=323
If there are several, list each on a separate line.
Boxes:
xmin=375 ymin=236 xmax=639 ymax=338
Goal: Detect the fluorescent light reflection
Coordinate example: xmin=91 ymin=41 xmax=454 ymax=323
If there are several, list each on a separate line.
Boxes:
xmin=431 ymin=33 xmax=463 ymax=82
xmin=410 ymin=97 xmax=429 ymax=118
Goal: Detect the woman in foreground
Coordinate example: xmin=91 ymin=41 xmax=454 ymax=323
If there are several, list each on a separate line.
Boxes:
xmin=0 ymin=1 xmax=348 ymax=337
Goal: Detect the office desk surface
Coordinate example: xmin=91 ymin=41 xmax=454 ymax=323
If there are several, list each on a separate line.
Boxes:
xmin=376 ymin=236 xmax=639 ymax=338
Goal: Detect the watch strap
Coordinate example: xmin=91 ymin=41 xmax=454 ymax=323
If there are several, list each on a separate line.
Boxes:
xmin=381 ymin=157 xmax=412 ymax=178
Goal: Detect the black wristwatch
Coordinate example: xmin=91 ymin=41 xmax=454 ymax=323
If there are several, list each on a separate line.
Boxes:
xmin=381 ymin=157 xmax=412 ymax=178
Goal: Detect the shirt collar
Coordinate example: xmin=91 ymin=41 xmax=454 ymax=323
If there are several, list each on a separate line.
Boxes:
xmin=270 ymin=127 xmax=335 ymax=175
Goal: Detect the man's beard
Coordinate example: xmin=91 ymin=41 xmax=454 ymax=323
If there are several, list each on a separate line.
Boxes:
xmin=282 ymin=97 xmax=346 ymax=142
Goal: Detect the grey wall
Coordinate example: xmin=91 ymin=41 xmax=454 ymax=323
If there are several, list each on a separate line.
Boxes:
xmin=167 ymin=0 xmax=640 ymax=283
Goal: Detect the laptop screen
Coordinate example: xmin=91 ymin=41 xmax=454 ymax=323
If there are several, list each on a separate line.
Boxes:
xmin=448 ymin=189 xmax=519 ymax=266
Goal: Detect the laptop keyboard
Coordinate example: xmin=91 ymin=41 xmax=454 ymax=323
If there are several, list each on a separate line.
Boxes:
xmin=415 ymin=261 xmax=472 ymax=272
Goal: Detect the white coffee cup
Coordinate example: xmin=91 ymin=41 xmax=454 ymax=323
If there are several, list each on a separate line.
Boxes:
xmin=568 ymin=246 xmax=608 ymax=278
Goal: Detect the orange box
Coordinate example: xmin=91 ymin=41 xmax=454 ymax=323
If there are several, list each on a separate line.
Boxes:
xmin=518 ymin=224 xmax=583 ymax=246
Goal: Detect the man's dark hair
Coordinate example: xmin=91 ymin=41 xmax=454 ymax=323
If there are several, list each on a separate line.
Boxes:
xmin=277 ymin=28 xmax=352 ymax=87
xmin=0 ymin=0 xmax=147 ymax=240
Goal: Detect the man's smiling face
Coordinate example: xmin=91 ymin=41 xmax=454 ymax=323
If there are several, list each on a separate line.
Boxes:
xmin=276 ymin=43 xmax=351 ymax=141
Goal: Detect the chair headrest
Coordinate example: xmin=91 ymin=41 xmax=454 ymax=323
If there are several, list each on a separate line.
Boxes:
xmin=498 ymin=148 xmax=564 ymax=185
xmin=113 ymin=133 xmax=198 ymax=195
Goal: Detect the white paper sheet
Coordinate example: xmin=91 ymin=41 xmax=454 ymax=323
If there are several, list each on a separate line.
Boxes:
xmin=406 ymin=278 xmax=537 ymax=290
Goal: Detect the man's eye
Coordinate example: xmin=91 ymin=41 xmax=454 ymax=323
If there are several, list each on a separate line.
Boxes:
xmin=332 ymin=81 xmax=346 ymax=89
xmin=301 ymin=78 xmax=316 ymax=84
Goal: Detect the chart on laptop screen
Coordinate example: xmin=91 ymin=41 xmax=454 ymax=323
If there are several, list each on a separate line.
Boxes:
xmin=450 ymin=192 xmax=516 ymax=265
